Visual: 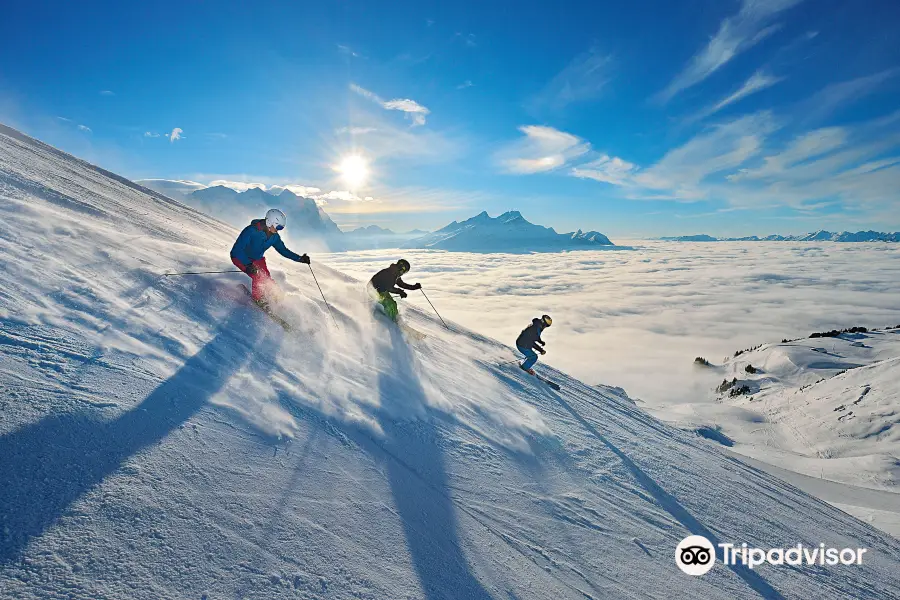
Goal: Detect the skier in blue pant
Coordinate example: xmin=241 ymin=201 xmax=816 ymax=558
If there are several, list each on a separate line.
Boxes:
xmin=516 ymin=315 xmax=552 ymax=375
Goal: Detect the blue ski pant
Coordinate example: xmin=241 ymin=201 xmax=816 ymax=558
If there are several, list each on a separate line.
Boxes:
xmin=518 ymin=345 xmax=538 ymax=370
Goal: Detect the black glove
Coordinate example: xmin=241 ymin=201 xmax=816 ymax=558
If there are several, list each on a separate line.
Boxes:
xmin=412 ymin=282 xmax=422 ymax=290
xmin=397 ymin=289 xmax=408 ymax=299
xmin=246 ymin=264 xmax=259 ymax=276
xmin=299 ymin=254 xmax=310 ymax=265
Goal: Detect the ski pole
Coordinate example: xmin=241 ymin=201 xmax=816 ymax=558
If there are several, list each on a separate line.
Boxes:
xmin=163 ymin=270 xmax=242 ymax=276
xmin=308 ymin=264 xmax=338 ymax=328
xmin=420 ymin=288 xmax=448 ymax=329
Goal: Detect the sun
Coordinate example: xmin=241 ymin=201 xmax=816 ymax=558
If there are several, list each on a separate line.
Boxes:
xmin=337 ymin=154 xmax=370 ymax=188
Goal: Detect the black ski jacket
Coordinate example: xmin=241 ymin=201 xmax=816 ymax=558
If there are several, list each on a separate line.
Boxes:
xmin=370 ymin=263 xmax=417 ymax=295
xmin=516 ymin=318 xmax=546 ymax=351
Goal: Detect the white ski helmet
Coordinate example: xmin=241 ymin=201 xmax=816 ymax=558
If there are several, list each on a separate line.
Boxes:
xmin=265 ymin=208 xmax=286 ymax=230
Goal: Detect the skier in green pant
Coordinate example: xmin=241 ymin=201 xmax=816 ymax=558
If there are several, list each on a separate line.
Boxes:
xmin=367 ymin=259 xmax=421 ymax=321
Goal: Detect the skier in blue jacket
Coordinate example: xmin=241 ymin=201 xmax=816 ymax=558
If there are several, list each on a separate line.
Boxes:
xmin=230 ymin=208 xmax=309 ymax=305
xmin=516 ymin=315 xmax=552 ymax=375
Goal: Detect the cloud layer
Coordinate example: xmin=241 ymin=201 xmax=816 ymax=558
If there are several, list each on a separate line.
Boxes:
xmin=321 ymin=242 xmax=900 ymax=410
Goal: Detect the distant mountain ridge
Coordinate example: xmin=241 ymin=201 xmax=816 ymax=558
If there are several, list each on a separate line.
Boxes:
xmin=136 ymin=181 xmax=615 ymax=253
xmin=661 ymin=230 xmax=900 ymax=242
xmin=136 ymin=179 xmax=426 ymax=250
xmin=404 ymin=210 xmax=615 ymax=253
xmin=187 ymin=185 xmax=342 ymax=238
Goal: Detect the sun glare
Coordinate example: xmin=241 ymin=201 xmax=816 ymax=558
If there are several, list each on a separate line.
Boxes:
xmin=337 ymin=154 xmax=370 ymax=188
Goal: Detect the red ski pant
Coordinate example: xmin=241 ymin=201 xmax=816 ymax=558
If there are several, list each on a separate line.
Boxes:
xmin=232 ymin=256 xmax=276 ymax=302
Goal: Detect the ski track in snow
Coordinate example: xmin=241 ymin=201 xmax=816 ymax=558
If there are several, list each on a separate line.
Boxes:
xmin=2 ymin=123 xmax=900 ymax=599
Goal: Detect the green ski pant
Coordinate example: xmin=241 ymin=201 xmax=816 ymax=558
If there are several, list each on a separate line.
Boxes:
xmin=377 ymin=292 xmax=398 ymax=321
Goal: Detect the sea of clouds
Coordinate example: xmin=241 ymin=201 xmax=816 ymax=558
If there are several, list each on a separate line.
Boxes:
xmin=321 ymin=241 xmax=900 ymax=408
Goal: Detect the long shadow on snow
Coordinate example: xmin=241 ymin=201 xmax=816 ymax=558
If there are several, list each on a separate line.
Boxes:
xmin=373 ymin=324 xmax=494 ymax=599
xmin=0 ymin=308 xmax=262 ymax=564
xmin=548 ymin=391 xmax=786 ymax=600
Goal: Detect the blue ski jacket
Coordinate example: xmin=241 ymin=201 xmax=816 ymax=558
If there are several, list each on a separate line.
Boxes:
xmin=230 ymin=219 xmax=302 ymax=265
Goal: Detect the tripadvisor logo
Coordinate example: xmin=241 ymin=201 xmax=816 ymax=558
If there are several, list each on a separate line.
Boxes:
xmin=676 ymin=536 xmax=868 ymax=576
xmin=676 ymin=535 xmax=716 ymax=576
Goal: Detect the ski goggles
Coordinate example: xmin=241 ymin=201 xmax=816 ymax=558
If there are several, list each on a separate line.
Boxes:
xmin=275 ymin=224 xmax=284 ymax=231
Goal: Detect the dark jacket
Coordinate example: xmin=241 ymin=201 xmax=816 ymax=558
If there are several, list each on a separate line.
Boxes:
xmin=230 ymin=219 xmax=302 ymax=265
xmin=370 ymin=263 xmax=417 ymax=295
xmin=516 ymin=318 xmax=546 ymax=351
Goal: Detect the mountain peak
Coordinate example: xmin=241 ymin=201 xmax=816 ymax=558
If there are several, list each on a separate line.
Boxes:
xmin=498 ymin=210 xmax=524 ymax=223
xmin=406 ymin=209 xmax=614 ymax=252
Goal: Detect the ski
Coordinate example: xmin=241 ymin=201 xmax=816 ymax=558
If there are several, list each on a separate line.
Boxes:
xmin=238 ymin=284 xmax=292 ymax=331
xmin=371 ymin=306 xmax=427 ymax=340
xmin=398 ymin=322 xmax=427 ymax=341
xmin=499 ymin=361 xmax=561 ymax=390
xmin=535 ymin=374 xmax=561 ymax=391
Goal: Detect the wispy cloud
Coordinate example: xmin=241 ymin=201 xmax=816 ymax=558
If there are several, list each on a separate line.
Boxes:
xmin=337 ymin=44 xmax=365 ymax=59
xmin=99 ymin=90 xmax=115 ymax=96
xmin=728 ymin=127 xmax=847 ymax=181
xmin=683 ymin=70 xmax=784 ymax=124
xmin=336 ymin=126 xmax=377 ymax=135
xmin=455 ymin=32 xmax=477 ymax=47
xmin=565 ymin=107 xmax=900 ymax=218
xmin=344 ymin=111 xmax=463 ymax=164
xmin=571 ymin=155 xmax=638 ymax=185
xmin=350 ymin=84 xmax=430 ymax=127
xmin=632 ymin=112 xmax=779 ymax=199
xmin=456 ymin=80 xmax=474 ymax=90
xmin=798 ymin=69 xmax=899 ymax=125
xmin=529 ymin=47 xmax=612 ymax=112
xmin=144 ymin=131 xmax=161 ymax=138
xmin=656 ymin=0 xmax=802 ymax=103
xmin=497 ymin=125 xmax=590 ymax=174
xmin=77 ymin=124 xmax=92 ymax=133
xmin=714 ymin=70 xmax=783 ymax=113
xmin=169 ymin=127 xmax=183 ymax=143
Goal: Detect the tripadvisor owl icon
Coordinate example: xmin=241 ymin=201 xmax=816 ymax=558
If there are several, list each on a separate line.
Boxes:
xmin=676 ymin=535 xmax=716 ymax=576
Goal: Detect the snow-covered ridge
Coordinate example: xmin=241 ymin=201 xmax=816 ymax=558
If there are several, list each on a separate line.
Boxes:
xmin=674 ymin=326 xmax=900 ymax=536
xmin=661 ymin=231 xmax=900 ymax=242
xmin=707 ymin=329 xmax=900 ymax=491
xmin=405 ymin=210 xmax=616 ymax=253
xmin=2 ymin=123 xmax=899 ymax=598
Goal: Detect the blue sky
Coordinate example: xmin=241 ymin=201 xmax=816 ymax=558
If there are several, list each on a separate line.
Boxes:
xmin=2 ymin=0 xmax=899 ymax=237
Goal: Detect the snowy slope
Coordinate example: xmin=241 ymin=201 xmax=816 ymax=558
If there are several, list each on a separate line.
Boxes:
xmin=2 ymin=123 xmax=900 ymax=599
xmin=706 ymin=331 xmax=900 ymax=491
xmin=406 ymin=210 xmax=615 ymax=252
xmin=654 ymin=330 xmax=900 ymax=536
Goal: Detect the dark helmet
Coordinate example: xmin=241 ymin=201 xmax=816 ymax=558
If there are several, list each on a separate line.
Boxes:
xmin=397 ymin=258 xmax=410 ymax=274
xmin=541 ymin=314 xmax=552 ymax=327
